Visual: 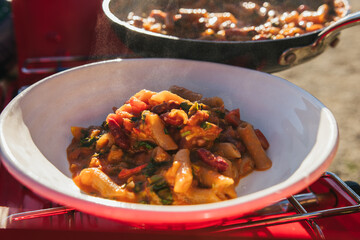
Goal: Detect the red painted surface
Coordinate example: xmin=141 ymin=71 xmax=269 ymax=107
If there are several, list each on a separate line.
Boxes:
xmin=11 ymin=0 xmax=130 ymax=87
xmin=2 ymin=1 xmax=360 ymax=238
xmin=2 ymin=159 xmax=360 ymax=239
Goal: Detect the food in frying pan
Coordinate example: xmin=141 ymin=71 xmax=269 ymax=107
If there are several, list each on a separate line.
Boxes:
xmin=126 ymin=0 xmax=347 ymax=41
xmin=67 ymin=86 xmax=272 ymax=205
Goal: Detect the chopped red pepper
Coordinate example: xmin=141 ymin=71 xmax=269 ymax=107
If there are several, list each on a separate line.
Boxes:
xmin=118 ymin=163 xmax=148 ymax=179
xmin=225 ymin=109 xmax=241 ymax=127
xmin=106 ymin=113 xmax=123 ymax=126
xmin=197 ymin=148 xmax=229 ymax=172
xmin=122 ymin=118 xmax=136 ymax=132
xmin=254 ymin=129 xmax=270 ymax=150
xmin=107 ymin=116 xmax=130 ymax=150
xmin=129 ymin=97 xmax=149 ymax=115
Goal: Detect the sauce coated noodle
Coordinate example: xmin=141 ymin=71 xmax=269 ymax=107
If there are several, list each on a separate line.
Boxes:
xmin=67 ymin=86 xmax=272 ymax=205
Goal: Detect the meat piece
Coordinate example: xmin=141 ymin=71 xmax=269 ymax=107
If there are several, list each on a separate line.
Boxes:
xmin=187 ymin=110 xmax=209 ymax=126
xmin=160 ymin=109 xmax=188 ymax=126
xmin=169 ymin=85 xmax=203 ymax=102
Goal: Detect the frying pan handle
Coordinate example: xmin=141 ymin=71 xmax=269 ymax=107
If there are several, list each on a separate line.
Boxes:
xmin=279 ymin=11 xmax=360 ymax=66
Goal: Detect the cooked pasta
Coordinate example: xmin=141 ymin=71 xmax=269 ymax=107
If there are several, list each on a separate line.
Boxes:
xmin=237 ymin=122 xmax=272 ymax=171
xmin=67 ymin=86 xmax=272 ymax=205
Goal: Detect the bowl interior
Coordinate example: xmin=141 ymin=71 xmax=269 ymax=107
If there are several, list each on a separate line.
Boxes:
xmin=0 ymin=58 xmax=338 ymax=226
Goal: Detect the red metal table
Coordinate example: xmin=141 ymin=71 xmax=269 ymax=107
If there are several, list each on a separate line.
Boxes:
xmin=1 ymin=159 xmax=360 ymax=239
xmin=2 ymin=1 xmax=360 ymax=239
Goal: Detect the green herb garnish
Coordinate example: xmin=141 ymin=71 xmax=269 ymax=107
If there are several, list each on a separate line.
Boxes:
xmin=101 ymin=121 xmax=109 ymax=130
xmin=181 ymin=130 xmax=191 ymax=137
xmin=142 ymin=159 xmax=168 ymax=177
xmin=158 ymin=188 xmax=173 ymax=205
xmin=130 ymin=117 xmax=140 ymax=122
xmin=141 ymin=110 xmax=150 ymax=123
xmin=149 ymin=174 xmax=164 ymax=184
xmin=134 ymin=181 xmax=143 ymax=193
xmin=215 ymin=110 xmax=225 ymax=119
xmin=200 ymin=121 xmax=212 ymax=130
xmin=180 ymin=102 xmax=192 ymax=112
xmin=188 ymin=102 xmax=199 ymax=115
xmin=148 ymin=175 xmax=173 ymax=205
xmin=135 ymin=141 xmax=156 ymax=150
xmin=79 ymin=136 xmax=98 ymax=147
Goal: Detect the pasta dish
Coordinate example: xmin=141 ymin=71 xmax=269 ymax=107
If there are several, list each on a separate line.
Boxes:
xmin=67 ymin=86 xmax=272 ymax=205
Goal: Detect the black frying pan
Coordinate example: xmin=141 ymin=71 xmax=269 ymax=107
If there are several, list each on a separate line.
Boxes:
xmin=102 ymin=0 xmax=360 ymax=73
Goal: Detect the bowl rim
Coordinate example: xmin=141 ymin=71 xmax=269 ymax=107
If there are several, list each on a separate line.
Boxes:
xmin=0 ymin=58 xmax=339 ymax=224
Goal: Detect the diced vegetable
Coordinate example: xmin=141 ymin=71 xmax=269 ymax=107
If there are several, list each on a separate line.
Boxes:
xmin=107 ymin=116 xmax=130 ymax=150
xmin=151 ymin=146 xmax=171 ymax=162
xmin=214 ymin=142 xmax=241 ymax=159
xmin=197 ymin=148 xmax=229 ymax=172
xmin=71 ymin=126 xmax=84 ymax=140
xmin=118 ymin=164 xmax=148 ymax=179
xmin=145 ymin=113 xmax=178 ymax=150
xmin=225 ymin=109 xmax=241 ymax=127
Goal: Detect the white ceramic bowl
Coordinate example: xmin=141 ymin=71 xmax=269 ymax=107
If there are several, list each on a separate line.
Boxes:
xmin=0 ymin=59 xmax=338 ymax=228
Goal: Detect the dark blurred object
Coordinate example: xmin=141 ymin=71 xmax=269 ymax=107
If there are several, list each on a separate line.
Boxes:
xmin=11 ymin=0 xmax=130 ymax=88
xmin=0 ymin=0 xmax=16 ymax=78
xmin=346 ymin=181 xmax=360 ymax=196
xmin=103 ymin=0 xmax=360 ymax=73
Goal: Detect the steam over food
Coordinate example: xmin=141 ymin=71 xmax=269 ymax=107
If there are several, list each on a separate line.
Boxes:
xmin=126 ymin=0 xmax=347 ymax=41
xmin=67 ymin=86 xmax=272 ymax=205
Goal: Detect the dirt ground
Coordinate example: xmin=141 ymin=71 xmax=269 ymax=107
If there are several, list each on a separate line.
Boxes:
xmin=274 ymin=1 xmax=360 ymax=182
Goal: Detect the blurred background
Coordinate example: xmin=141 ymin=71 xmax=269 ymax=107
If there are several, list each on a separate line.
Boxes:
xmin=275 ymin=1 xmax=360 ymax=183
